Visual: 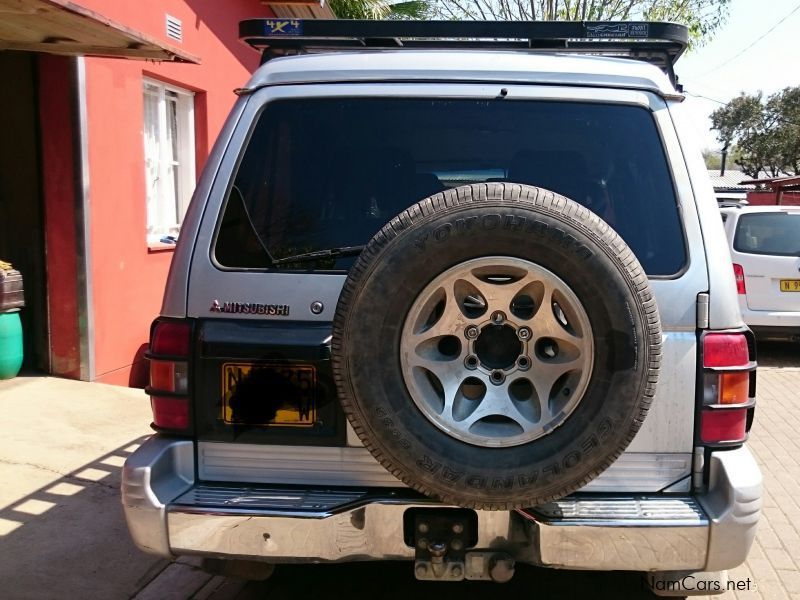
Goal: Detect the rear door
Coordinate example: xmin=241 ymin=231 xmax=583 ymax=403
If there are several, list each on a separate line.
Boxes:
xmin=732 ymin=210 xmax=800 ymax=311
xmin=186 ymin=82 xmax=708 ymax=493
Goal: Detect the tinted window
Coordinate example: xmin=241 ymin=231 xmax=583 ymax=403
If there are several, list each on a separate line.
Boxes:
xmin=734 ymin=212 xmax=800 ymax=256
xmin=214 ymin=98 xmax=686 ymax=275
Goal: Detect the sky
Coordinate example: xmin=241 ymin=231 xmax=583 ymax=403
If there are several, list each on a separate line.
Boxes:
xmin=674 ymin=0 xmax=800 ymax=151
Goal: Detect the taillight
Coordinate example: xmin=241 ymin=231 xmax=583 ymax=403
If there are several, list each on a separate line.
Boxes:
xmin=733 ymin=263 xmax=746 ymax=295
xmin=150 ymin=396 xmax=190 ymax=430
xmin=698 ymin=331 xmax=755 ymax=446
xmin=146 ymin=319 xmax=192 ymax=433
xmin=700 ymin=409 xmax=748 ymax=445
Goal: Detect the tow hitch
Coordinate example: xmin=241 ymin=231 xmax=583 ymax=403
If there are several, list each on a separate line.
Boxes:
xmin=409 ymin=509 xmax=515 ymax=583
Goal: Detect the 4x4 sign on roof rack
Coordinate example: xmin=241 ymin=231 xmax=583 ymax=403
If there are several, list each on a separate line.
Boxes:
xmin=238 ymin=19 xmax=689 ymax=86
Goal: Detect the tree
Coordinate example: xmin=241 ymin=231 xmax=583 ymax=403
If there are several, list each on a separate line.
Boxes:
xmin=329 ymin=0 xmax=431 ymax=19
xmin=769 ymin=87 xmax=800 ymax=175
xmin=702 ymin=148 xmax=721 ymax=170
xmin=431 ymin=0 xmax=730 ymax=46
xmin=711 ymin=87 xmax=800 ymax=178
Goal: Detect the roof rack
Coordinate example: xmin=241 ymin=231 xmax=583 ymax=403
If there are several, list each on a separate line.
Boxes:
xmin=239 ymin=19 xmax=689 ymax=87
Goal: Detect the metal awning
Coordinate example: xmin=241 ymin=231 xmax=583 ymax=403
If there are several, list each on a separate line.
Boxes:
xmin=0 ymin=0 xmax=200 ymax=63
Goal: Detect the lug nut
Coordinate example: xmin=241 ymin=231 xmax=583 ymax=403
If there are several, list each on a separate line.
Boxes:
xmin=517 ymin=356 xmax=531 ymax=370
xmin=517 ymin=327 xmax=531 ymax=340
xmin=452 ymin=523 xmax=464 ymax=534
xmin=452 ymin=565 xmax=463 ymax=578
xmin=465 ymin=325 xmax=479 ymax=339
xmin=490 ymin=370 xmax=505 ymax=385
xmin=451 ymin=538 xmax=463 ymax=551
xmin=464 ymin=355 xmax=479 ymax=370
xmin=415 ymin=563 xmax=428 ymax=577
xmin=418 ymin=522 xmax=429 ymax=533
xmin=417 ymin=538 xmax=428 ymax=549
xmin=491 ymin=311 xmax=506 ymax=324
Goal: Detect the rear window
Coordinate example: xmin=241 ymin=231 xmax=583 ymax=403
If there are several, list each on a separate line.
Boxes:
xmin=734 ymin=212 xmax=800 ymax=256
xmin=214 ymin=98 xmax=686 ymax=275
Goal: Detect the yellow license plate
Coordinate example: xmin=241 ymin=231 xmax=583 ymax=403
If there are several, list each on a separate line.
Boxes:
xmin=780 ymin=279 xmax=800 ymax=292
xmin=221 ymin=362 xmax=316 ymax=426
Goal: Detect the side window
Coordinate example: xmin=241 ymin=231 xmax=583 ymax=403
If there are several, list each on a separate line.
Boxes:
xmin=143 ymin=79 xmax=196 ymax=244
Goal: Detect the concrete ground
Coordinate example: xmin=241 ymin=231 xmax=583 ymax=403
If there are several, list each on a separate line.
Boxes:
xmin=0 ymin=341 xmax=797 ymax=599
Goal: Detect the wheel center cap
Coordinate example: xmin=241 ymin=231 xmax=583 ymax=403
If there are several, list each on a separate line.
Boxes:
xmin=474 ymin=324 xmax=522 ymax=370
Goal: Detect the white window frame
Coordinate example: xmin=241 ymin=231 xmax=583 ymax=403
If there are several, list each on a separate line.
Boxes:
xmin=142 ymin=78 xmax=196 ymax=244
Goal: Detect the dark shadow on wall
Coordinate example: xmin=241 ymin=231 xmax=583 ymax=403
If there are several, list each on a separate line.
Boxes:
xmin=0 ymin=52 xmax=48 ymax=374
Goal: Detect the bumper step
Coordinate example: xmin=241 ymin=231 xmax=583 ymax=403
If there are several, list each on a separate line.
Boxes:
xmin=171 ymin=483 xmax=427 ymax=516
xmin=527 ymin=496 xmax=706 ymax=525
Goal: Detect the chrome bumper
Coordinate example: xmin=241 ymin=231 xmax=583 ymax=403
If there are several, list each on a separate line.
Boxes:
xmin=122 ymin=436 xmax=761 ymax=572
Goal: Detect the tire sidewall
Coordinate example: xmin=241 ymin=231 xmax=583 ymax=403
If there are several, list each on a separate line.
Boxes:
xmin=336 ymin=189 xmax=654 ymax=506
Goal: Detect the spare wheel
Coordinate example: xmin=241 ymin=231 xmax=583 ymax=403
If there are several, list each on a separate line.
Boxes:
xmin=331 ymin=183 xmax=661 ymax=509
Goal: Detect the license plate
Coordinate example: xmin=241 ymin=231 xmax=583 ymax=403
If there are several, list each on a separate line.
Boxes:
xmin=780 ymin=279 xmax=800 ymax=292
xmin=221 ymin=362 xmax=316 ymax=426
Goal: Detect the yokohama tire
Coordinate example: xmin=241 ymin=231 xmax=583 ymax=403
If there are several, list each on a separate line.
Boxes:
xmin=332 ymin=183 xmax=662 ymax=509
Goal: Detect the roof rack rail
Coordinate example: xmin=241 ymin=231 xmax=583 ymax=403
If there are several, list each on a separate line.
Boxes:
xmin=239 ymin=19 xmax=689 ymax=88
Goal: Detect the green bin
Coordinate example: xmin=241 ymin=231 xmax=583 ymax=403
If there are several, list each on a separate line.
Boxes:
xmin=0 ymin=310 xmax=23 ymax=379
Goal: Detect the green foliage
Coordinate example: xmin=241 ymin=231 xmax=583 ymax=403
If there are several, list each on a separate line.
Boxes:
xmin=329 ymin=0 xmax=390 ymax=19
xmin=703 ymin=148 xmax=722 ymax=170
xmin=329 ymin=0 xmax=432 ymax=19
xmin=703 ymin=146 xmax=744 ymax=172
xmin=711 ymin=87 xmax=800 ymax=178
xmin=432 ymin=0 xmax=730 ymax=46
xmin=388 ymin=0 xmax=431 ymax=18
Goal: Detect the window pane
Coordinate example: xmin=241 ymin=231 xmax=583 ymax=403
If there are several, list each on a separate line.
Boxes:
xmin=142 ymin=82 xmax=195 ymax=242
xmin=734 ymin=212 xmax=800 ymax=256
xmin=214 ymin=98 xmax=686 ymax=274
xmin=143 ymin=89 xmax=161 ymax=237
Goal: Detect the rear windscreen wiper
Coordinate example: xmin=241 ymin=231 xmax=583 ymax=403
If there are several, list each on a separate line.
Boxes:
xmin=271 ymin=245 xmax=365 ymax=265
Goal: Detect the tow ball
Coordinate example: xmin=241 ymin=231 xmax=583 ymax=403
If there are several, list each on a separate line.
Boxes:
xmin=411 ymin=510 xmax=515 ymax=583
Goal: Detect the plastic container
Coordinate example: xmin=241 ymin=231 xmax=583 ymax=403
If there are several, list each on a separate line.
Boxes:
xmin=0 ymin=310 xmax=23 ymax=379
xmin=0 ymin=269 xmax=24 ymax=311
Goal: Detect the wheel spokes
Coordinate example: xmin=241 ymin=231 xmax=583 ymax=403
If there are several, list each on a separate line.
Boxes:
xmin=401 ymin=256 xmax=594 ymax=448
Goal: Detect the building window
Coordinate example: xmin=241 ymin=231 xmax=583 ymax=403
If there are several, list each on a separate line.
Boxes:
xmin=143 ymin=79 xmax=195 ymax=243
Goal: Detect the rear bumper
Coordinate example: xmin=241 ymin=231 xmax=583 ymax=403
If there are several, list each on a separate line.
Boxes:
xmin=739 ymin=305 xmax=800 ymax=339
xmin=122 ymin=436 xmax=761 ymax=573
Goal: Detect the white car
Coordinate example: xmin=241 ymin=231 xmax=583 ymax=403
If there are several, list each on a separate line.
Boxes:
xmin=721 ymin=205 xmax=800 ymax=341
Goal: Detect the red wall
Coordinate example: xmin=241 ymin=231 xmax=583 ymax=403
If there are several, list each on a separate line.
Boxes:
xmin=747 ymin=191 xmax=800 ymax=206
xmin=76 ymin=0 xmax=272 ymax=385
xmin=39 ymin=56 xmax=82 ymax=379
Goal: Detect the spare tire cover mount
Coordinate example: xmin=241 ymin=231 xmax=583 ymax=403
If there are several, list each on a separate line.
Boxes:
xmin=332 ymin=183 xmax=661 ymax=509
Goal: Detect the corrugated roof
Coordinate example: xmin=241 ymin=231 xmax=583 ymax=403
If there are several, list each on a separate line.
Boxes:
xmin=707 ymin=169 xmax=756 ymax=191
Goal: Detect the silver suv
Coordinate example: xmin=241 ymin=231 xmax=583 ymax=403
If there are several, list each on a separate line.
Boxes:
xmin=122 ymin=20 xmax=761 ymax=595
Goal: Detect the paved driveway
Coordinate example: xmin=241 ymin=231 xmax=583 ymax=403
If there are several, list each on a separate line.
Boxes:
xmin=1 ymin=342 xmax=797 ymax=599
